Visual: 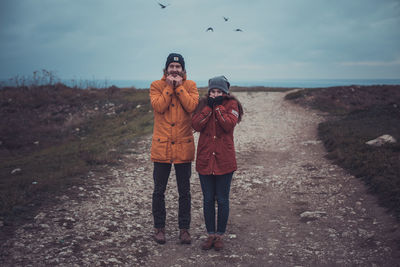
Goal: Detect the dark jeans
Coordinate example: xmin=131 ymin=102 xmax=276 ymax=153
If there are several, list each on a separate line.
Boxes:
xmin=152 ymin=162 xmax=191 ymax=229
xmin=199 ymin=172 xmax=233 ymax=235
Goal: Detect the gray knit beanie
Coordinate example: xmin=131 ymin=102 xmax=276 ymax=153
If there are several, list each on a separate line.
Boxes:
xmin=208 ymin=75 xmax=230 ymax=94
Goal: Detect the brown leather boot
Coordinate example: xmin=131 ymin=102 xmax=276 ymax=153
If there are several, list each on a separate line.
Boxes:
xmin=201 ymin=235 xmax=215 ymax=250
xmin=153 ymin=228 xmax=166 ymax=244
xmin=213 ymin=235 xmax=224 ymax=251
xmin=179 ymin=229 xmax=191 ymax=244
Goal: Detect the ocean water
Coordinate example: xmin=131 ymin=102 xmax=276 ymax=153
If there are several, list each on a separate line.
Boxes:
xmin=105 ymin=79 xmax=400 ymax=89
xmin=2 ymin=78 xmax=400 ymax=89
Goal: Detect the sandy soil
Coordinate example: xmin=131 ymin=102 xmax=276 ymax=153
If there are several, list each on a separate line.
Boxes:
xmin=1 ymin=91 xmax=400 ymax=266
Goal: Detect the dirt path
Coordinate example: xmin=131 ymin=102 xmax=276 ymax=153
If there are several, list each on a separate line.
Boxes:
xmin=1 ymin=91 xmax=400 ymax=266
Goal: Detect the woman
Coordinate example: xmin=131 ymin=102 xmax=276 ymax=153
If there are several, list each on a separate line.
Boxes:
xmin=192 ymin=75 xmax=243 ymax=251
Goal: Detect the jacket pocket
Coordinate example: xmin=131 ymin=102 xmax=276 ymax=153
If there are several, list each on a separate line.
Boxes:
xmin=151 ymin=136 xmax=169 ymax=161
xmin=175 ymin=136 xmax=195 ymax=162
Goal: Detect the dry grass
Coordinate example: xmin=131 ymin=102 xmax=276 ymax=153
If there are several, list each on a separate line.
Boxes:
xmin=0 ymin=85 xmax=153 ymax=216
xmin=0 ymin=84 xmax=292 ymax=217
xmin=286 ymin=85 xmax=400 ymax=218
xmin=4 ymin=82 xmax=398 ymax=221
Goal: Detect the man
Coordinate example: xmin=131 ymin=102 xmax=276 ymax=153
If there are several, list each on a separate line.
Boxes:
xmin=149 ymin=53 xmax=199 ymax=244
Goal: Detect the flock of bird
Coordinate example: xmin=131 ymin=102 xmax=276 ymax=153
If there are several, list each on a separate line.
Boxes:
xmin=157 ymin=2 xmax=244 ymax=33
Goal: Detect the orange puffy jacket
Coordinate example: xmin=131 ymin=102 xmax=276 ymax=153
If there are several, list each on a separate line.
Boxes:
xmin=150 ymin=74 xmax=199 ymax=163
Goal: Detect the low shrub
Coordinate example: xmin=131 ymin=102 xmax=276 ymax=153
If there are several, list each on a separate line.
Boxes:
xmin=288 ymin=85 xmax=400 ymax=219
xmin=0 ymin=85 xmax=153 ymax=216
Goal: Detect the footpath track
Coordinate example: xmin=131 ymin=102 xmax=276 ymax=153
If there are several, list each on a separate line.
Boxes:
xmin=1 ymin=91 xmax=399 ymax=266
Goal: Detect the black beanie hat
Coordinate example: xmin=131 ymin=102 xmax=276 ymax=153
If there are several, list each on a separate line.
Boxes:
xmin=165 ymin=53 xmax=185 ymax=70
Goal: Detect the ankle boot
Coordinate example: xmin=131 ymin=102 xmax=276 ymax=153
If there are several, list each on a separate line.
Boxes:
xmin=179 ymin=229 xmax=191 ymax=244
xmin=153 ymin=228 xmax=166 ymax=244
xmin=213 ymin=235 xmax=224 ymax=251
xmin=201 ymin=235 xmax=215 ymax=250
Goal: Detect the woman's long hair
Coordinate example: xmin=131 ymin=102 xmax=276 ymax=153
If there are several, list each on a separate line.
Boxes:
xmin=193 ymin=93 xmax=244 ymax=123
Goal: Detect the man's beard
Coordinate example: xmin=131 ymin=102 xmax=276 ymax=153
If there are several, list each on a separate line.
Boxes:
xmin=167 ymin=70 xmax=184 ymax=77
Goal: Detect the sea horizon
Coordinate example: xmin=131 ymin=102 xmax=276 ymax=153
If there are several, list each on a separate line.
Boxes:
xmin=1 ymin=78 xmax=400 ymax=89
xmin=69 ymin=78 xmax=400 ymax=89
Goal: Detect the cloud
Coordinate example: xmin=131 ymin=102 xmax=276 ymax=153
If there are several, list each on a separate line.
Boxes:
xmin=0 ymin=0 xmax=399 ymax=80
xmin=340 ymin=59 xmax=400 ymax=67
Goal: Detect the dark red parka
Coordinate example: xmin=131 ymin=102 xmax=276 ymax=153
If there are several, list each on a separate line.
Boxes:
xmin=192 ymin=97 xmax=239 ymax=175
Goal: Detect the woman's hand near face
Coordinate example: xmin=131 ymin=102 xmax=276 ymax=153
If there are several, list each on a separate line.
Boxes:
xmin=207 ymin=89 xmax=224 ymax=107
xmin=207 ymin=96 xmax=215 ymax=107
xmin=214 ymin=95 xmax=223 ymax=106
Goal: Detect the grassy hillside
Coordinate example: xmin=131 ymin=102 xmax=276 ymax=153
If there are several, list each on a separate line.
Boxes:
xmin=286 ymin=85 xmax=400 ymax=219
xmin=3 ymin=83 xmax=398 ymax=222
xmin=0 ymin=84 xmax=153 ymax=216
xmin=0 ymin=82 xmax=294 ymax=220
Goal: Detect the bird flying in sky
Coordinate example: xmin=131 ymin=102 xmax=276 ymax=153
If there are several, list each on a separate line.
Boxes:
xmin=206 ymin=27 xmax=214 ymax=32
xmin=223 ymin=16 xmax=229 ymax=21
xmin=158 ymin=2 xmax=169 ymax=9
xmin=234 ymin=28 xmax=243 ymax=32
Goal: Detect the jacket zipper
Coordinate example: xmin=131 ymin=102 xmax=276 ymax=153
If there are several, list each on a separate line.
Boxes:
xmin=211 ymin=111 xmax=217 ymax=175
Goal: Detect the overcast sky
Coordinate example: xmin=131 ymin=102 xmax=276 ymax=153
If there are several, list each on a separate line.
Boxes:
xmin=1 ymin=0 xmax=400 ymax=82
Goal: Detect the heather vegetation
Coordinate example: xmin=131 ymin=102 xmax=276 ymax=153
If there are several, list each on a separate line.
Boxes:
xmin=0 ymin=83 xmax=153 ymax=216
xmin=286 ymin=85 xmax=400 ymax=218
xmin=2 ymin=80 xmax=399 ymax=223
xmin=0 ymin=80 xmax=293 ymax=218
